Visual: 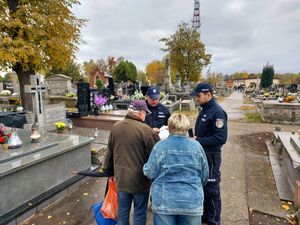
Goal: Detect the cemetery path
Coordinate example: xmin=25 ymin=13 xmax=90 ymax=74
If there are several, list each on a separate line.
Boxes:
xmin=20 ymin=93 xmax=299 ymax=225
xmin=219 ymin=92 xmax=245 ymax=121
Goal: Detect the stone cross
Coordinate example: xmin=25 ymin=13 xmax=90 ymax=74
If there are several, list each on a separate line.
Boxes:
xmin=24 ymin=75 xmax=46 ymax=125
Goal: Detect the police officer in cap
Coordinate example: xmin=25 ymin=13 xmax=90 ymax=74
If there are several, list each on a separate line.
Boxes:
xmin=145 ymin=86 xmax=170 ymax=133
xmin=190 ymin=83 xmax=228 ymax=225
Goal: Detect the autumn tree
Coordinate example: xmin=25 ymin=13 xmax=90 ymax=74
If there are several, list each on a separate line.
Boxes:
xmin=145 ymin=60 xmax=165 ymax=84
xmin=136 ymin=70 xmax=147 ymax=84
xmin=83 ymin=59 xmax=108 ymax=77
xmin=46 ymin=59 xmax=83 ymax=81
xmin=114 ymin=60 xmax=137 ymax=83
xmin=0 ymin=0 xmax=85 ymax=110
xmin=206 ymin=72 xmax=223 ymax=88
xmin=107 ymin=56 xmax=117 ymax=75
xmin=160 ymin=22 xmax=211 ymax=82
xmin=260 ymin=63 xmax=274 ymax=89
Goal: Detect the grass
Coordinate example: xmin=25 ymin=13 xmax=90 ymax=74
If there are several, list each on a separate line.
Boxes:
xmin=240 ymin=105 xmax=257 ymax=110
xmin=244 ymin=112 xmax=263 ymax=123
xmin=174 ymin=108 xmax=199 ymax=117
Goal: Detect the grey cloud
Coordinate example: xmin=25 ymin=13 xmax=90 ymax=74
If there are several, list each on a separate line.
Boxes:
xmin=73 ymin=0 xmax=300 ymax=74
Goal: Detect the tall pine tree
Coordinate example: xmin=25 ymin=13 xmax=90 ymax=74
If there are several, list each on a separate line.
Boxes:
xmin=260 ymin=63 xmax=274 ymax=89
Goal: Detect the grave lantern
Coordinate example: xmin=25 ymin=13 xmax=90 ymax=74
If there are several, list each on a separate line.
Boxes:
xmin=8 ymin=128 xmax=23 ymax=149
xmin=30 ymin=118 xmax=41 ymax=143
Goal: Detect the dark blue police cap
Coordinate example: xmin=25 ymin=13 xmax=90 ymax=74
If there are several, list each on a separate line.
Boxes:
xmin=146 ymin=86 xmax=160 ymax=99
xmin=190 ymin=83 xmax=213 ymax=96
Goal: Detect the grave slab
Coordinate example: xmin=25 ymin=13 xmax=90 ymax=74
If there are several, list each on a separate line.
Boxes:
xmin=269 ymin=132 xmax=300 ymax=203
xmin=72 ymin=110 xmax=127 ymax=130
xmin=0 ymin=130 xmax=93 ymax=217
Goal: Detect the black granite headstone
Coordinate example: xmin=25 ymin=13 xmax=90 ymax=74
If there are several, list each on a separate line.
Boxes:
xmin=77 ymin=83 xmax=90 ymax=116
xmin=108 ymin=78 xmax=115 ymax=96
xmin=141 ymin=85 xmax=150 ymax=96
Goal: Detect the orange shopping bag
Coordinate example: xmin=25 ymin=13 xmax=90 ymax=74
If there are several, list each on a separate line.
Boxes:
xmin=101 ymin=177 xmax=118 ymax=221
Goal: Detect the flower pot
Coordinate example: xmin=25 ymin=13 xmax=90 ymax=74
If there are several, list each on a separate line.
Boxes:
xmin=57 ymin=129 xmax=65 ymax=134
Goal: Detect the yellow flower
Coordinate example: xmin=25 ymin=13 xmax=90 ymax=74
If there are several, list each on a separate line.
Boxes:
xmin=55 ymin=121 xmax=67 ymax=129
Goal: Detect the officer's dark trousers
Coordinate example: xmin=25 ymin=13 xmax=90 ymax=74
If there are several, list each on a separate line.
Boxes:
xmin=202 ymin=152 xmax=222 ymax=225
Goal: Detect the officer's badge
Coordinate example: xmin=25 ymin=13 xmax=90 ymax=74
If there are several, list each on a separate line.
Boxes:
xmin=216 ymin=118 xmax=224 ymax=128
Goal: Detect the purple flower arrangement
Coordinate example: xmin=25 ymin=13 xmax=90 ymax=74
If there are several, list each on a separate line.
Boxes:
xmin=94 ymin=95 xmax=108 ymax=107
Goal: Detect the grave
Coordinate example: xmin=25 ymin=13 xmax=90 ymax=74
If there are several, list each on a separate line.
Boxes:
xmin=266 ymin=130 xmax=300 ymax=207
xmin=0 ymin=129 xmax=93 ymax=224
xmin=180 ymin=99 xmax=195 ymax=111
xmin=45 ymin=74 xmax=77 ymax=108
xmin=259 ymin=100 xmax=300 ymax=124
xmin=72 ymin=110 xmax=127 ymax=130
xmin=24 ymin=75 xmax=66 ymax=131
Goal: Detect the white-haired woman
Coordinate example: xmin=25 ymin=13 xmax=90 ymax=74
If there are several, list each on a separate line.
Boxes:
xmin=143 ymin=113 xmax=208 ymax=225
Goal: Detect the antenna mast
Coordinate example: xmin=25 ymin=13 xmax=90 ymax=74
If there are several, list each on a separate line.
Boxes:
xmin=192 ymin=0 xmax=201 ymax=31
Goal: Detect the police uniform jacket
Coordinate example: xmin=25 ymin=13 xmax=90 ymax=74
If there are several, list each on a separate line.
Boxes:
xmin=195 ymin=99 xmax=228 ymax=153
xmin=145 ymin=102 xmax=170 ymax=128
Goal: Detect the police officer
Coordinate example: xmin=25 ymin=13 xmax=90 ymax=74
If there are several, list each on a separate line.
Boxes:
xmin=190 ymin=83 xmax=228 ymax=225
xmin=145 ymin=86 xmax=170 ymax=133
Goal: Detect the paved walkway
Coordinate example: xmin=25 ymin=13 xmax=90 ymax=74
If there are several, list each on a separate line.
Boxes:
xmin=219 ymin=91 xmax=245 ymax=121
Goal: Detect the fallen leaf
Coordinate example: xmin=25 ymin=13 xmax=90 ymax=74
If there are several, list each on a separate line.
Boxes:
xmin=229 ymin=176 xmax=235 ymax=179
xmin=276 ymin=217 xmax=280 ymax=221
xmin=282 ymin=204 xmax=290 ymax=210
xmin=47 ymin=215 xmax=52 ymax=219
xmin=83 ymin=192 xmax=89 ymax=196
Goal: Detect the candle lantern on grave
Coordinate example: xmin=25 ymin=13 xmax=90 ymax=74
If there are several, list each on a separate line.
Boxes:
xmin=8 ymin=128 xmax=23 ymax=149
xmin=30 ymin=115 xmax=41 ymax=143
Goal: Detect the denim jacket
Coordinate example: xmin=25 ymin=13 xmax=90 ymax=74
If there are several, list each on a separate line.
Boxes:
xmin=143 ymin=134 xmax=209 ymax=215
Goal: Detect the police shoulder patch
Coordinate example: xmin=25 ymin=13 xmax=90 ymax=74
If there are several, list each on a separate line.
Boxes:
xmin=215 ymin=118 xmax=224 ymax=128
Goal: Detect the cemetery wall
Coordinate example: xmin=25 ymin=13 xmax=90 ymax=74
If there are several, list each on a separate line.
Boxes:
xmin=259 ymin=101 xmax=300 ymax=124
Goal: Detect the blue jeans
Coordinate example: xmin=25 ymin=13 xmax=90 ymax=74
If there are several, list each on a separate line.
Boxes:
xmin=117 ymin=191 xmax=149 ymax=225
xmin=153 ymin=213 xmax=202 ymax=225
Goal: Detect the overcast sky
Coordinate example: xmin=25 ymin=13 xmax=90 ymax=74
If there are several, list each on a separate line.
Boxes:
xmin=72 ymin=0 xmax=300 ymax=75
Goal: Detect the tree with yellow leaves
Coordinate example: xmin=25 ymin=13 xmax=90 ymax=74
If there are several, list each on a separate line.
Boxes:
xmin=160 ymin=22 xmax=211 ymax=82
xmin=0 ymin=0 xmax=85 ymax=110
xmin=145 ymin=60 xmax=165 ymax=84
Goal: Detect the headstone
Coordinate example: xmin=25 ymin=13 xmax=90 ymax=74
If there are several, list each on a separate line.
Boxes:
xmin=77 ymin=83 xmax=91 ymax=116
xmin=45 ymin=74 xmax=72 ymax=96
xmin=182 ymin=83 xmax=190 ymax=93
xmin=44 ymin=102 xmax=66 ymax=131
xmin=108 ymin=77 xmax=115 ymax=96
xmin=24 ymin=75 xmax=46 ymax=126
xmin=163 ymin=58 xmax=172 ymax=92
xmin=141 ymin=85 xmax=150 ymax=96
xmin=175 ymin=74 xmax=181 ymax=89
